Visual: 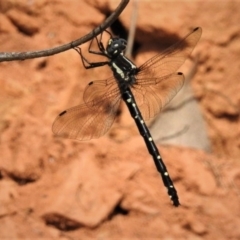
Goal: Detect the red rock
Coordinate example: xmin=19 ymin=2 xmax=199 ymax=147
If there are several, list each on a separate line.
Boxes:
xmin=0 ymin=1 xmax=240 ymax=239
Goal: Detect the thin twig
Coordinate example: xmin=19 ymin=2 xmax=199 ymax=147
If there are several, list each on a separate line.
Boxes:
xmin=0 ymin=0 xmax=129 ymax=62
xmin=125 ymin=0 xmax=138 ymax=58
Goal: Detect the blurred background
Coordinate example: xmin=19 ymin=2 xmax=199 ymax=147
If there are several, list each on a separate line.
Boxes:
xmin=0 ymin=0 xmax=240 ymax=239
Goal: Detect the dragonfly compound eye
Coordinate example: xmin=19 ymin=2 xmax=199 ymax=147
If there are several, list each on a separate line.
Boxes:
xmin=107 ymin=38 xmax=127 ymax=56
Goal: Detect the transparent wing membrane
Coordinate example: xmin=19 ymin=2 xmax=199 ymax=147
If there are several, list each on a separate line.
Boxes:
xmin=133 ymin=73 xmax=184 ymax=120
xmin=52 ymin=98 xmax=121 ymax=140
xmin=132 ymin=27 xmax=201 ymax=120
xmin=83 ymin=77 xmax=119 ymax=106
xmin=138 ymin=27 xmax=202 ymax=78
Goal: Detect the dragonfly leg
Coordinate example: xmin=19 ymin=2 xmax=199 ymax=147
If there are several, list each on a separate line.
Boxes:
xmin=74 ymin=46 xmax=109 ymax=69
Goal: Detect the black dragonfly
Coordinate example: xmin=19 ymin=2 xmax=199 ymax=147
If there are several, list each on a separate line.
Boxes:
xmin=52 ymin=27 xmax=202 ymax=207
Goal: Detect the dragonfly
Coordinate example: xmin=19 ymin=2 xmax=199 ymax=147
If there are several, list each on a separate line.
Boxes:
xmin=52 ymin=27 xmax=202 ymax=207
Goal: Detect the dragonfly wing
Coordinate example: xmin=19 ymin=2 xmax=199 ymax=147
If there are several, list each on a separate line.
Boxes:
xmin=133 ymin=73 xmax=185 ymax=120
xmin=138 ymin=27 xmax=202 ymax=78
xmin=83 ymin=76 xmax=117 ymax=106
xmin=52 ymin=79 xmax=121 ymax=141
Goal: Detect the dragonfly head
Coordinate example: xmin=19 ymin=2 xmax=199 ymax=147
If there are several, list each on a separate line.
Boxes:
xmin=106 ymin=37 xmax=127 ymax=57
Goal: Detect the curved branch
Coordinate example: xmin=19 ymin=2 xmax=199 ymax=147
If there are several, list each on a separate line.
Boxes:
xmin=0 ymin=0 xmax=129 ymax=62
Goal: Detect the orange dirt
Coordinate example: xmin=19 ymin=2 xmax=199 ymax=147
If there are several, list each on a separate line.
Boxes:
xmin=1 ymin=0 xmax=240 ymax=239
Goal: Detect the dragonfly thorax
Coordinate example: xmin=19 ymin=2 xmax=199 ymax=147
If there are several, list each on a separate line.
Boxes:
xmin=110 ymin=54 xmax=137 ymax=86
xmin=106 ymin=37 xmax=137 ymax=84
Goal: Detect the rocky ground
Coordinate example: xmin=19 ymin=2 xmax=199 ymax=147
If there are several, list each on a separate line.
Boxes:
xmin=0 ymin=0 xmax=240 ymax=239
